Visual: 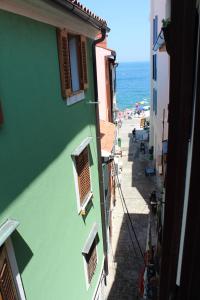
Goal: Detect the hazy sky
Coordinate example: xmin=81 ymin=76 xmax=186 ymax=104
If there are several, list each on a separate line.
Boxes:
xmin=82 ymin=0 xmax=150 ymax=62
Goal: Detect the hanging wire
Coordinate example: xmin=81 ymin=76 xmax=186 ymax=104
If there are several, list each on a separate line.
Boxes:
xmin=119 ymin=189 xmax=138 ymax=257
xmin=114 ymin=162 xmax=146 ymax=265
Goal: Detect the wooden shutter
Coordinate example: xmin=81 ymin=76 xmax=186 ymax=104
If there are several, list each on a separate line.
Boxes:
xmin=79 ymin=36 xmax=88 ymax=90
xmin=75 ymin=147 xmax=91 ymax=204
xmin=0 ymin=250 xmax=18 ymax=300
xmin=57 ymin=29 xmax=72 ymax=98
xmin=86 ymin=240 xmax=97 ymax=283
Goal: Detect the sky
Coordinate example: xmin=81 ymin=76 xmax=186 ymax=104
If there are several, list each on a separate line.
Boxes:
xmin=82 ymin=0 xmax=150 ymax=62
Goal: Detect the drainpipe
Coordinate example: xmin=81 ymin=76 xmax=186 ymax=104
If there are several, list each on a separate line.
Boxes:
xmin=92 ymin=28 xmax=109 ymax=275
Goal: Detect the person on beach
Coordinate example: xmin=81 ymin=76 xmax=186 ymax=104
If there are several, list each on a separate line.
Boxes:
xmin=132 ymin=128 xmax=136 ymax=141
xmin=140 ymin=142 xmax=145 ymax=154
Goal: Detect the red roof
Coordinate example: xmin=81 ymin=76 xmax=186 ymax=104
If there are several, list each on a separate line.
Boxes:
xmin=67 ymin=0 xmax=107 ymax=25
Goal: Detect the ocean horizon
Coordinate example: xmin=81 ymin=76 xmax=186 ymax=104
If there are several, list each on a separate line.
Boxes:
xmin=116 ymin=61 xmax=150 ymax=111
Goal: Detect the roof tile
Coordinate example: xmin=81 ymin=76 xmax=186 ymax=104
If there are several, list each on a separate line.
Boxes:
xmin=67 ymin=0 xmax=107 ymax=25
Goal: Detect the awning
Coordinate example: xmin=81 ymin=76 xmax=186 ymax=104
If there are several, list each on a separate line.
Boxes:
xmin=71 ymin=137 xmax=92 ymax=156
xmin=0 ymin=219 xmax=19 ymax=247
xmin=153 ymin=30 xmax=165 ymax=51
xmin=82 ymin=223 xmax=98 ymax=254
xmin=100 ymin=120 xmax=115 ymax=157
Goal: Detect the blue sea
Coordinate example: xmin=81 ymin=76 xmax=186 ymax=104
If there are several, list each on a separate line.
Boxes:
xmin=116 ymin=61 xmax=150 ymax=110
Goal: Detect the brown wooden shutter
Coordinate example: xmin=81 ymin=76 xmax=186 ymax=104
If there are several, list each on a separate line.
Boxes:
xmin=0 ymin=258 xmax=18 ymax=300
xmin=105 ymin=57 xmax=112 ymax=121
xmin=86 ymin=240 xmax=97 ymax=283
xmin=79 ymin=36 xmax=88 ymax=90
xmin=57 ymin=29 xmax=72 ymax=98
xmin=75 ymin=147 xmax=91 ymax=204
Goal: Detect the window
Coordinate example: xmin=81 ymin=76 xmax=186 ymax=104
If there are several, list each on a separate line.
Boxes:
xmin=85 ymin=238 xmax=97 ymax=284
xmin=82 ymin=227 xmax=98 ymax=288
xmin=153 ymin=15 xmax=158 ymax=45
xmin=75 ymin=147 xmax=91 ymax=207
xmin=57 ymin=29 xmax=88 ymax=99
xmin=152 ymin=54 xmax=157 ymax=81
xmin=0 ymin=245 xmax=18 ymax=300
xmin=153 ymin=88 xmax=157 ymax=115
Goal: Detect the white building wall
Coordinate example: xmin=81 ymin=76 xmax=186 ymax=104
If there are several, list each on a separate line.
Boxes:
xmin=150 ymin=0 xmax=170 ymax=172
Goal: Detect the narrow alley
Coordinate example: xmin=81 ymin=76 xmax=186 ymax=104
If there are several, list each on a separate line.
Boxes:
xmin=105 ymin=117 xmax=157 ymax=300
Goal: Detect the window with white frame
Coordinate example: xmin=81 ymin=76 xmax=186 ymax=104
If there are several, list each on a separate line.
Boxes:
xmin=0 ymin=219 xmax=26 ymax=300
xmin=85 ymin=238 xmax=97 ymax=284
xmin=57 ymin=28 xmax=88 ymax=99
xmin=75 ymin=146 xmax=91 ymax=206
xmin=72 ymin=138 xmax=93 ymax=213
xmin=82 ymin=225 xmax=98 ymax=288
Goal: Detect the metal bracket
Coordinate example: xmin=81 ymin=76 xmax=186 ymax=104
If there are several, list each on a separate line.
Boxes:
xmin=87 ymin=101 xmax=100 ymax=104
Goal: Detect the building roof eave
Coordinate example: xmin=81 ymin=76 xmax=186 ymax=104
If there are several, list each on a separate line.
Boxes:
xmin=51 ymin=0 xmax=110 ymax=32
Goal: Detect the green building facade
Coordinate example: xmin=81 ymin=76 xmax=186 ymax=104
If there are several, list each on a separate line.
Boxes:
xmin=0 ymin=2 xmax=107 ymax=299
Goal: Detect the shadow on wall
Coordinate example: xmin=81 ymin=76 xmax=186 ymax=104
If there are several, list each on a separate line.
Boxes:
xmin=107 ymin=213 xmax=149 ymax=300
xmin=127 ymin=132 xmax=156 ymax=204
xmin=12 ymin=231 xmax=33 ymax=273
xmin=0 ymin=10 xmax=96 ymax=216
xmin=0 ymin=98 xmax=95 ymax=213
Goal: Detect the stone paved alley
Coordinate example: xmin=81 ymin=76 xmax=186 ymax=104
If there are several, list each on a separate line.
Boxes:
xmin=105 ymin=117 xmax=157 ymax=300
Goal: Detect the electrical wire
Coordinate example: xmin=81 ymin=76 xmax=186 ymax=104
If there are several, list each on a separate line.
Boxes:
xmin=116 ymin=183 xmax=138 ymax=257
xmin=119 ymin=189 xmax=138 ymax=257
xmin=114 ymin=162 xmax=146 ymax=265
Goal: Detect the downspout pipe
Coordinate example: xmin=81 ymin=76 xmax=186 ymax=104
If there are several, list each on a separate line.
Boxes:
xmin=92 ymin=28 xmax=109 ymax=275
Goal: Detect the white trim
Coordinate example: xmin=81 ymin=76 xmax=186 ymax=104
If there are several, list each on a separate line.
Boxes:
xmin=91 ymin=258 xmax=105 ymax=300
xmin=72 ymin=137 xmax=93 ymax=157
xmin=5 ymin=238 xmax=26 ymax=300
xmin=82 ymin=223 xmax=98 ymax=254
xmin=0 ymin=0 xmax=99 ymax=39
xmin=80 ymin=192 xmax=93 ymax=212
xmin=66 ymin=91 xmax=85 ymax=106
xmin=0 ymin=219 xmax=19 ymax=247
xmin=82 ymin=236 xmax=99 ymax=290
xmin=72 ymin=144 xmax=93 ymax=214
xmin=72 ymin=156 xmax=82 ymax=212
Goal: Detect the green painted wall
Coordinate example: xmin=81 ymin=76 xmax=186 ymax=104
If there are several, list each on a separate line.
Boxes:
xmin=0 ymin=10 xmax=104 ymax=300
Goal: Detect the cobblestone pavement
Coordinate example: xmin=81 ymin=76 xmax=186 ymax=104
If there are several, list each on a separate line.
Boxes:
xmin=105 ymin=118 xmax=157 ymax=300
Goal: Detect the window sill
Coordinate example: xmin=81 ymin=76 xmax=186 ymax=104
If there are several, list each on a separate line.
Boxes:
xmin=79 ymin=192 xmax=93 ymax=215
xmin=66 ymin=91 xmax=85 ymax=106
